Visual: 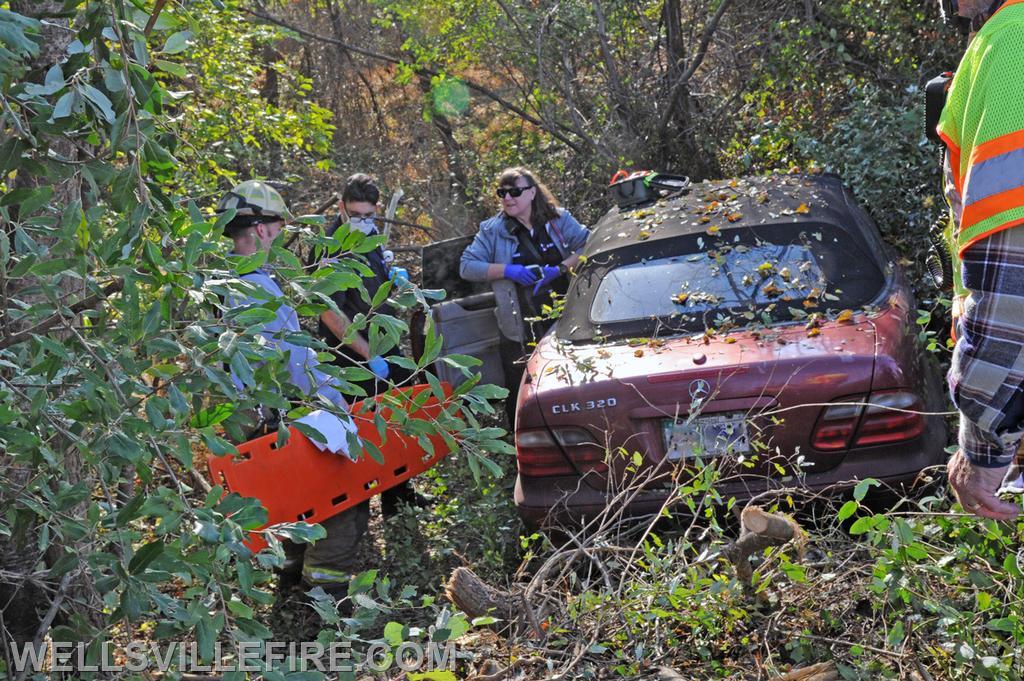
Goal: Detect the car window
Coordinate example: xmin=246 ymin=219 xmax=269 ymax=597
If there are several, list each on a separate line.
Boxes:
xmin=591 ymin=241 xmax=827 ymax=323
xmin=560 ymin=222 xmax=885 ymax=341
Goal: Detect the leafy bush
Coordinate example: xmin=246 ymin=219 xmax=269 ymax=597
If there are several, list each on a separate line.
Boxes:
xmin=0 ymin=4 xmax=506 ymax=676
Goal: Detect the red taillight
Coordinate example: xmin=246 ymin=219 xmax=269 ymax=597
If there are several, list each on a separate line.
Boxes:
xmin=516 ymin=427 xmax=606 ymax=477
xmin=811 ymin=391 xmax=925 ymax=452
xmin=811 ymin=401 xmax=862 ymax=451
xmin=853 ymin=391 xmax=924 ymax=447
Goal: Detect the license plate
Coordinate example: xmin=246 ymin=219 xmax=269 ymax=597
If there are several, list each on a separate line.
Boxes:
xmin=663 ymin=412 xmax=749 ymax=461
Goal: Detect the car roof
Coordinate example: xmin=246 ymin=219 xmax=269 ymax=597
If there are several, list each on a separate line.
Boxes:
xmin=556 ymin=173 xmax=892 ymax=343
xmin=583 ymin=172 xmax=878 ymax=258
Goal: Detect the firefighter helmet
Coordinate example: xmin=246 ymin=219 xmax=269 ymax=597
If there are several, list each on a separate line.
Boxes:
xmin=216 ymin=180 xmax=292 ymax=222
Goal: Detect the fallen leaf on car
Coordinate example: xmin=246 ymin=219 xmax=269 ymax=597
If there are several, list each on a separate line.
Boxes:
xmin=634 ymin=349 xmax=644 ymax=358
xmin=795 ymin=203 xmax=811 ymax=214
xmin=706 ymin=225 xmax=720 ymax=235
xmin=836 ymin=309 xmax=854 ymax=323
xmin=727 ymin=212 xmax=743 ymax=222
xmin=807 ymin=327 xmax=821 ymax=337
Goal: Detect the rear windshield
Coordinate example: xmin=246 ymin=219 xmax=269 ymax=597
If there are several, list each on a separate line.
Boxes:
xmin=559 ymin=222 xmax=886 ymax=342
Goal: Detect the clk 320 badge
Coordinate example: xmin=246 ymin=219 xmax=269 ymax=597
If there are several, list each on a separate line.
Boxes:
xmin=552 ymin=398 xmax=617 ymax=414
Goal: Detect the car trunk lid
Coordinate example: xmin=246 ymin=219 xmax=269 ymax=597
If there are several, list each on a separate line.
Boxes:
xmin=530 ymin=317 xmax=877 ymax=491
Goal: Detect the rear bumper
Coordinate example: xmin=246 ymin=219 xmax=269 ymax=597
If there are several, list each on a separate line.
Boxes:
xmin=515 ymin=431 xmax=947 ymax=530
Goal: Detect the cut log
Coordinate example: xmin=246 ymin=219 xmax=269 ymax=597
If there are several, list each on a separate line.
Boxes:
xmin=770 ymin=661 xmax=839 ymax=680
xmin=722 ymin=505 xmax=805 ymax=584
xmin=742 ymin=506 xmax=799 ymax=540
xmin=445 ymin=566 xmax=515 ymax=621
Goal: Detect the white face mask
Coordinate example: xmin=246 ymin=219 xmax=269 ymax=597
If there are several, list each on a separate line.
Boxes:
xmin=349 ymin=216 xmax=377 ymax=235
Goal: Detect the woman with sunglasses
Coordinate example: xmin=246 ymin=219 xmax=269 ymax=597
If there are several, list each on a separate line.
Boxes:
xmin=460 ymin=167 xmax=590 ymax=424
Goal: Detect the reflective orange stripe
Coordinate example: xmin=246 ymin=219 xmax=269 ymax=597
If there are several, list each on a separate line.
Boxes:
xmin=993 ymin=0 xmax=1024 ymax=18
xmin=970 ymin=129 xmax=1024 ymax=166
xmin=957 ymin=216 xmax=1024 ymax=257
xmin=961 ymin=186 xmax=1024 ymax=231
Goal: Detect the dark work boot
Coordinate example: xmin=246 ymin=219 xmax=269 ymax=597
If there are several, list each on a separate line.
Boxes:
xmin=381 ymin=481 xmax=430 ymax=517
xmin=274 ymin=539 xmax=306 ymax=590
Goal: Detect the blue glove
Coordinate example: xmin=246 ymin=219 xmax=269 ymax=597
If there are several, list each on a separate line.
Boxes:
xmin=533 ymin=265 xmax=562 ymax=294
xmin=389 ymin=266 xmax=410 ymax=286
xmin=504 ymin=264 xmax=539 ymax=286
xmin=368 ymin=355 xmax=390 ymax=380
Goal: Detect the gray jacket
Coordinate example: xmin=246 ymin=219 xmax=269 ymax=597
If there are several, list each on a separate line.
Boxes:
xmin=460 ymin=209 xmax=590 ymax=342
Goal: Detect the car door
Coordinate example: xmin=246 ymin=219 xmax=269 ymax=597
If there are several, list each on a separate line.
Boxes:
xmin=419 ymin=235 xmax=506 ymax=389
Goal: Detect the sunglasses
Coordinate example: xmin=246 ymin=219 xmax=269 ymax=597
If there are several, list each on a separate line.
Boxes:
xmin=496 ymin=185 xmax=534 ymax=198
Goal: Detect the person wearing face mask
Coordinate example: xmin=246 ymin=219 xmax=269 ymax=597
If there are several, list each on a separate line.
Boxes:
xmin=459 ymin=167 xmax=590 ymax=426
xmin=314 ymin=173 xmax=425 ymax=516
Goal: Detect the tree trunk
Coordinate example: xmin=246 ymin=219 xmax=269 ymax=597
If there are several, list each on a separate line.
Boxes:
xmin=654 ymin=0 xmax=726 ymax=178
xmin=2 ymin=0 xmax=84 ymax=651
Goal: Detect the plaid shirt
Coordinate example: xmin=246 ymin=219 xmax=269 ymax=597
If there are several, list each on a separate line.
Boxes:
xmin=949 ymin=226 xmax=1024 ymax=467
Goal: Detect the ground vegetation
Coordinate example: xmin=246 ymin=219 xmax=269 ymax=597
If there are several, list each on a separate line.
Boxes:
xmin=0 ymin=1 xmax=1010 ymax=680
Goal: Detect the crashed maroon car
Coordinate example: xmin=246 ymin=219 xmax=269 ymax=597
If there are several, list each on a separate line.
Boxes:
xmin=513 ymin=173 xmax=946 ymax=530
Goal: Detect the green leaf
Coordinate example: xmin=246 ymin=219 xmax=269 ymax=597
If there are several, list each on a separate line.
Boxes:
xmin=229 ymin=352 xmax=254 ymax=388
xmin=371 ymin=279 xmax=393 ymax=308
xmin=886 ymin=620 xmax=905 ymax=647
xmin=233 ymin=250 xmax=267 ymax=275
xmin=195 ymin=617 xmax=214 ymax=661
xmin=445 ymin=613 xmax=471 ymax=639
xmin=852 ymin=478 xmax=878 ymax=502
xmin=191 ymin=403 xmax=235 ymax=428
xmin=80 ymin=84 xmax=115 ymax=123
xmin=51 ymin=91 xmax=76 ymax=119
xmin=352 ymin=593 xmax=379 ymax=611
xmin=0 ymin=137 xmax=26 ymax=175
xmin=226 ymin=598 xmax=254 ymax=618
xmin=128 ymin=541 xmax=164 ymax=574
xmin=200 ymin=430 xmax=236 ymax=457
xmin=383 ymin=621 xmax=406 ymax=646
xmin=348 ymin=569 xmax=377 ymax=596
xmin=233 ymin=307 xmax=279 ymax=326
xmin=153 ymin=59 xmax=187 ymax=78
xmin=986 ymin=617 xmax=1017 ymax=633
xmin=848 ymin=516 xmax=873 ymax=535
xmin=837 ymin=500 xmax=858 ymax=521
xmin=441 ymin=354 xmax=483 ymax=371
xmin=269 ymin=521 xmax=326 ymax=545
xmin=162 ymin=30 xmax=192 ymax=55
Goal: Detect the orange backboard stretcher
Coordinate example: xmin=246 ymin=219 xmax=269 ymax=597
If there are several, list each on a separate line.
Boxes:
xmin=207 ymin=383 xmax=454 ymax=551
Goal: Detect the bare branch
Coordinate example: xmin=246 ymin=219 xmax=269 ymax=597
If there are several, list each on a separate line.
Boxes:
xmin=144 ymin=0 xmax=170 ymax=36
xmin=242 ymin=7 xmax=588 ymax=154
xmin=658 ymin=0 xmax=735 ymax=134
xmin=0 ymin=280 xmax=124 ymax=351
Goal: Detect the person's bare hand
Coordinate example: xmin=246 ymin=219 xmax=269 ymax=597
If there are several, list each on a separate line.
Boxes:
xmin=947 ymin=450 xmax=1019 ymax=520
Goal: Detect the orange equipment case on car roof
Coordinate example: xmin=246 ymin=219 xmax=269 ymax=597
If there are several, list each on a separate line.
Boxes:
xmin=207 ymin=383 xmax=455 ymax=551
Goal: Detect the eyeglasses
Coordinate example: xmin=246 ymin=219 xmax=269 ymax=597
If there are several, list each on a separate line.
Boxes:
xmin=496 ymin=185 xmax=534 ymax=198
